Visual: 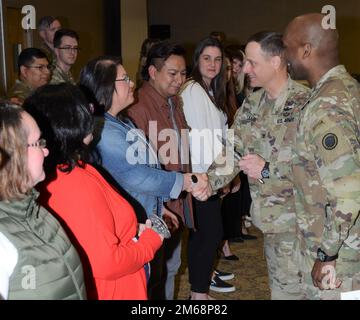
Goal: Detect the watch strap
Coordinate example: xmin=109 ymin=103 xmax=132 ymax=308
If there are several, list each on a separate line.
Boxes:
xmin=317 ymin=248 xmax=338 ymax=262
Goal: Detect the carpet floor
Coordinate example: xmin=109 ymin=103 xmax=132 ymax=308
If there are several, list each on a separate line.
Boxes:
xmin=174 ymin=226 xmax=271 ymax=300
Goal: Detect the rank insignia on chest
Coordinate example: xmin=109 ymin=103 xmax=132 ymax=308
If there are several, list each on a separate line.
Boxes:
xmin=277 ymin=117 xmax=294 ymax=124
xmin=246 ymin=113 xmax=257 ymax=121
xmin=283 ymin=104 xmax=295 ymax=111
xmin=322 ymin=133 xmax=338 ymax=150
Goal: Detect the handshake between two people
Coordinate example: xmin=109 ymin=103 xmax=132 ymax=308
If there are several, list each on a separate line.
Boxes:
xmin=182 ymin=173 xmax=213 ymax=201
xmin=180 ymin=153 xmax=266 ymax=202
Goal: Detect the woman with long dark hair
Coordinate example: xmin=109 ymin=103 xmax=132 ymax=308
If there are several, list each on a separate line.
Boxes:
xmin=181 ymin=37 xmax=236 ymax=299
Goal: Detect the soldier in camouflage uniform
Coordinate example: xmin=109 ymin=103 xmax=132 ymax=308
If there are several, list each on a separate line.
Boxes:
xmin=50 ymin=29 xmax=79 ymax=85
xmin=284 ymin=13 xmax=360 ymax=300
xmin=38 ymin=16 xmax=61 ymax=66
xmin=207 ymin=31 xmax=310 ymax=299
xmin=8 ymin=48 xmax=51 ymax=105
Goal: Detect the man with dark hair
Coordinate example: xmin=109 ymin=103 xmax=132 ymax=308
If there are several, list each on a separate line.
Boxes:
xmin=50 ymin=29 xmax=79 ymax=85
xmin=206 ymin=31 xmax=310 ymax=299
xmin=127 ymin=41 xmax=192 ymax=300
xmin=38 ymin=16 xmax=61 ymax=65
xmin=8 ymin=48 xmax=51 ymax=105
xmin=284 ymin=13 xmax=360 ymax=300
xmin=209 ymin=31 xmax=226 ymax=44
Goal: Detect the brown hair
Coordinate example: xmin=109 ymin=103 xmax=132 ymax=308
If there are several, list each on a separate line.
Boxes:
xmin=0 ymin=102 xmax=31 ymax=201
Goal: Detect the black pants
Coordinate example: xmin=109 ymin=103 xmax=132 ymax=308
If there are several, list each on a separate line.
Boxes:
xmin=221 ymin=188 xmax=242 ymax=240
xmin=188 ymin=195 xmax=223 ymax=293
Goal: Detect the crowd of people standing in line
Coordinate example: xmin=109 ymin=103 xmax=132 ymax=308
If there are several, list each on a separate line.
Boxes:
xmin=0 ymin=12 xmax=359 ymax=300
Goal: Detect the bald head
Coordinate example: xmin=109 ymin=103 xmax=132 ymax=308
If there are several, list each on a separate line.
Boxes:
xmin=285 ymin=13 xmax=339 ymax=62
xmin=283 ymin=13 xmax=340 ymax=85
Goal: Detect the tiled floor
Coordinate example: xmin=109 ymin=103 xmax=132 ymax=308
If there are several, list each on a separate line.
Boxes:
xmin=174 ymin=226 xmax=271 ymax=300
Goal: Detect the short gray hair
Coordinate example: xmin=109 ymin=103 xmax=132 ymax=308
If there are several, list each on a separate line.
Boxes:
xmin=38 ymin=16 xmax=58 ymax=31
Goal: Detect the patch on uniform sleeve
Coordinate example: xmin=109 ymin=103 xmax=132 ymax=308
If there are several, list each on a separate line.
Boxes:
xmin=322 ymin=133 xmax=338 ymax=150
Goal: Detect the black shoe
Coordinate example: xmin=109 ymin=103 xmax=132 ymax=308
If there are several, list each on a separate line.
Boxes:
xmin=214 ymin=269 xmax=234 ymax=281
xmin=223 ymin=254 xmax=239 ymax=261
xmin=210 ymin=275 xmax=235 ymax=293
xmin=228 ymin=237 xmax=244 ymax=243
xmin=242 ymin=234 xmax=257 ymax=240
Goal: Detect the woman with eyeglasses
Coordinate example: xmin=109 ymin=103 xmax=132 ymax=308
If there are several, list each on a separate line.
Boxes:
xmin=22 ymin=83 xmax=165 ymax=300
xmin=0 ymin=102 xmax=86 ymax=300
xmin=79 ymin=56 xmax=199 ymax=228
xmin=8 ymin=48 xmax=51 ymax=106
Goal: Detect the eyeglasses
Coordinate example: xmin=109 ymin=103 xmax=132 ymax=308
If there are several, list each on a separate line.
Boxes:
xmin=57 ymin=47 xmax=80 ymax=53
xmin=27 ymin=138 xmax=47 ymax=148
xmin=25 ymin=64 xmax=53 ymax=72
xmin=115 ymin=75 xmax=131 ymax=84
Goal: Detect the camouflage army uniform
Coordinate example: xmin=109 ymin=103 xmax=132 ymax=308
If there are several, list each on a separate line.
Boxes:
xmin=208 ymin=77 xmax=310 ymax=299
xmin=41 ymin=42 xmax=56 ymax=67
xmin=292 ymin=65 xmax=360 ymax=300
xmin=7 ymin=79 xmax=33 ymax=104
xmin=49 ymin=65 xmax=76 ymax=85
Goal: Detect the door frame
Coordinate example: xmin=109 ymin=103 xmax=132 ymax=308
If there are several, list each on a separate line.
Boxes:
xmin=0 ymin=0 xmax=8 ymax=95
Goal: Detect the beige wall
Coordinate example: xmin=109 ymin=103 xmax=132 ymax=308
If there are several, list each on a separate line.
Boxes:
xmin=5 ymin=0 xmax=105 ymax=81
xmin=121 ymin=0 xmax=148 ymax=82
xmin=148 ymin=0 xmax=360 ymax=74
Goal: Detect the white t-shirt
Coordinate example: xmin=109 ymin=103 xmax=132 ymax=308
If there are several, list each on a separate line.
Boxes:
xmin=0 ymin=232 xmax=18 ymax=300
xmin=181 ymin=81 xmax=228 ymax=173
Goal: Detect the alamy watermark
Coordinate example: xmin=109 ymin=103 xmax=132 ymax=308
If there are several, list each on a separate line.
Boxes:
xmin=21 ymin=265 xmax=36 ymax=290
xmin=20 ymin=4 xmax=337 ymax=31
xmin=21 ymin=5 xmax=36 ymax=30
xmin=321 ymin=5 xmax=336 ymax=30
xmin=125 ymin=123 xmax=236 ymax=173
xmin=321 ymin=265 xmax=340 ymax=290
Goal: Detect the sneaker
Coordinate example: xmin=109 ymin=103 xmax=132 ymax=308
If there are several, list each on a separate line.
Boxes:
xmin=244 ymin=220 xmax=252 ymax=228
xmin=244 ymin=216 xmax=252 ymax=228
xmin=214 ymin=269 xmax=234 ymax=281
xmin=210 ymin=275 xmax=236 ymax=293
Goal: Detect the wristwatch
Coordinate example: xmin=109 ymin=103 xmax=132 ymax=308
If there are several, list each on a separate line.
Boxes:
xmin=317 ymin=248 xmax=338 ymax=262
xmin=149 ymin=214 xmax=171 ymax=239
xmin=261 ymin=161 xmax=270 ymax=179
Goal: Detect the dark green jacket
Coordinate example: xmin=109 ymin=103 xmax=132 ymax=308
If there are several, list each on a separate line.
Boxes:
xmin=0 ymin=190 xmax=86 ymax=300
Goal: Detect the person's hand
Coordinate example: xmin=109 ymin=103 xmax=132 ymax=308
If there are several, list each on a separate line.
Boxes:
xmin=311 ymin=259 xmax=342 ymax=290
xmin=219 ymin=184 xmax=231 ymax=198
xmin=162 ymin=207 xmax=179 ymax=232
xmin=182 ymin=173 xmax=193 ymax=192
xmin=9 ymin=97 xmax=23 ymax=106
xmin=191 ymin=173 xmax=213 ymax=201
xmin=138 ymin=219 xmax=164 ymax=241
xmin=239 ymin=154 xmax=265 ymax=180
xmin=137 ymin=219 xmax=152 ymax=237
xmin=230 ymin=175 xmax=241 ymax=193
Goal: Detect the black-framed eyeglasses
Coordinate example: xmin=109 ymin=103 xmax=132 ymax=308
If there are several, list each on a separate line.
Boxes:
xmin=57 ymin=47 xmax=81 ymax=53
xmin=27 ymin=138 xmax=47 ymax=148
xmin=115 ymin=75 xmax=131 ymax=84
xmin=25 ymin=64 xmax=53 ymax=72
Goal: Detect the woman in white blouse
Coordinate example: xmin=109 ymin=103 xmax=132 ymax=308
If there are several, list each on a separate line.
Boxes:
xmin=0 ymin=232 xmax=18 ymax=300
xmin=181 ymin=37 xmax=236 ymax=299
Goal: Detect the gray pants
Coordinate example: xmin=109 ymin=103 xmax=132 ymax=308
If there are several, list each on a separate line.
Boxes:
xmin=164 ymin=230 xmax=182 ymax=300
xmin=147 ymin=228 xmax=182 ymax=300
xmin=264 ymin=232 xmax=302 ymax=300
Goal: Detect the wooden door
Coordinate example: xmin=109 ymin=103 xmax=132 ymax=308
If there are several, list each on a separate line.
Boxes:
xmin=5 ymin=6 xmax=24 ymax=93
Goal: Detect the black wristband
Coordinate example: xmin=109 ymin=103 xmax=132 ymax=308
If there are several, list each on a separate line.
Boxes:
xmin=317 ymin=248 xmax=338 ymax=262
xmin=261 ymin=161 xmax=270 ymax=179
